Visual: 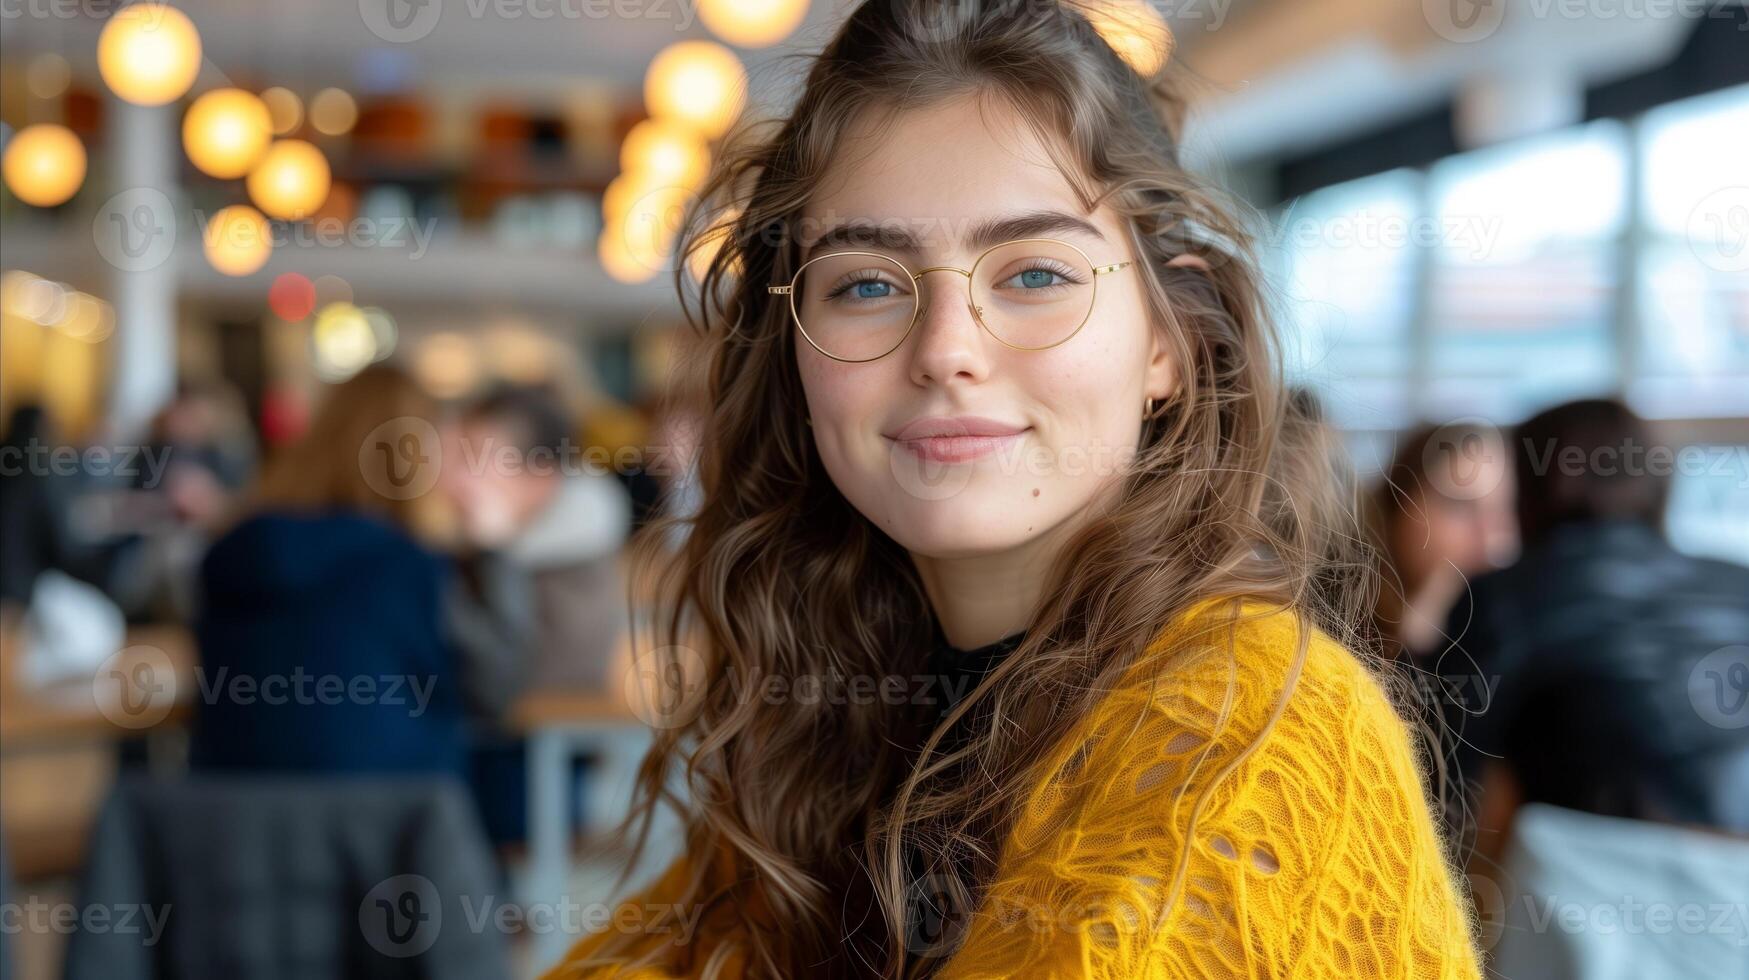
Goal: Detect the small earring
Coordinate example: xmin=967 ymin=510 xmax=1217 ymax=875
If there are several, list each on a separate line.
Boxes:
xmin=1144 ymin=397 xmax=1155 ymax=417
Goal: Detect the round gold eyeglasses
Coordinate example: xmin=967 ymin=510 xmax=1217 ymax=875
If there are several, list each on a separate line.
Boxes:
xmin=767 ymin=237 xmax=1133 ymax=363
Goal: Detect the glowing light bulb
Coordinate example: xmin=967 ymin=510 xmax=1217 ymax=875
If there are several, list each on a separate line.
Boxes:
xmin=2 ymin=124 xmax=86 ymax=207
xmin=184 ymin=88 xmax=273 ymax=179
xmin=698 ymin=0 xmax=809 ymax=48
xmin=98 ymin=3 xmax=203 ymax=107
xmin=203 ymin=204 xmax=273 ymax=277
xmin=644 ymin=41 xmax=746 ymax=140
xmin=247 ymin=139 xmax=331 ymax=219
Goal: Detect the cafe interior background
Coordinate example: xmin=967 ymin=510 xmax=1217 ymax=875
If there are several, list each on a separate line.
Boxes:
xmin=0 ymin=0 xmax=1745 ymax=977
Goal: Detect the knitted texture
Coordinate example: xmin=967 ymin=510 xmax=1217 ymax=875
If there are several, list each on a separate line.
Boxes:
xmin=542 ymin=599 xmax=1482 ymax=979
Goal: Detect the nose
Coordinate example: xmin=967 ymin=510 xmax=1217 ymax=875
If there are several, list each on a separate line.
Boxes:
xmin=905 ymin=266 xmax=989 ymax=386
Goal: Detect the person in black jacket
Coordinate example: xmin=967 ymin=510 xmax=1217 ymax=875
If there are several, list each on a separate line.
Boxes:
xmin=191 ymin=364 xmax=469 ymax=777
xmin=1440 ymin=398 xmax=1749 ymax=869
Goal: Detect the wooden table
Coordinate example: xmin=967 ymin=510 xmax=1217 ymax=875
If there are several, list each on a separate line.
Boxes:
xmin=0 ymin=622 xmax=196 ymax=879
xmin=0 ymin=624 xmax=195 ymax=747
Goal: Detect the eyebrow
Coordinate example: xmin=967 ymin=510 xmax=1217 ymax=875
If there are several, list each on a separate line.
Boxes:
xmin=802 ymin=209 xmax=1107 ymax=260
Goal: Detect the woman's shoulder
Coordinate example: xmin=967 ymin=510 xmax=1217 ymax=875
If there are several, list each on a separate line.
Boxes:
xmin=1062 ymin=596 xmax=1442 ymax=852
xmin=1033 ymin=598 xmax=1478 ymax=976
xmin=1099 ymin=595 xmax=1408 ymax=751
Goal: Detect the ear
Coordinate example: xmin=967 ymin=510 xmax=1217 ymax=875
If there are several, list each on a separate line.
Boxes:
xmin=1145 ymin=253 xmax=1211 ymax=402
xmin=1143 ymin=296 xmax=1181 ymax=406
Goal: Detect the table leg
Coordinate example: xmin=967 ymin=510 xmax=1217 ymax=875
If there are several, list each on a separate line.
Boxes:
xmin=526 ymin=728 xmax=571 ymax=974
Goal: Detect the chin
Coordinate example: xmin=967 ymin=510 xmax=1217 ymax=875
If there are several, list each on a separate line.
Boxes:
xmin=867 ymin=484 xmax=1057 ymax=558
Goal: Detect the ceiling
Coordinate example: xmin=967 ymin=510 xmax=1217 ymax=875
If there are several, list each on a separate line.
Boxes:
xmin=2 ymin=0 xmax=1714 ymax=161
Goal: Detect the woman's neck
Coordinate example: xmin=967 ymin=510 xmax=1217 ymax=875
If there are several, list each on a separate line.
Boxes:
xmin=912 ymin=517 xmax=1079 ymax=650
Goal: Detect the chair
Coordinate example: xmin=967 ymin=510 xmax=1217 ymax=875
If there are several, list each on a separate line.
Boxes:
xmin=63 ymin=775 xmax=510 ymax=980
xmin=1488 ymin=803 xmax=1749 ymax=980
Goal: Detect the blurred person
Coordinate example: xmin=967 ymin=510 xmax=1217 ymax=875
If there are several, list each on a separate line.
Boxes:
xmin=544 ymin=1 xmax=1481 ymax=977
xmin=0 ymin=404 xmax=130 ymax=605
xmin=1441 ymin=398 xmax=1749 ymax=870
xmin=107 ymin=379 xmax=258 ymax=623
xmin=189 ymin=364 xmax=468 ymax=776
xmin=441 ymin=385 xmax=633 ymax=845
xmin=1367 ymin=422 xmax=1517 ymax=660
xmin=443 ymin=384 xmax=633 ymax=706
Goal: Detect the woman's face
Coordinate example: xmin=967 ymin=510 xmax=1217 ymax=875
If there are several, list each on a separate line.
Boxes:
xmin=795 ymin=95 xmax=1177 ymax=559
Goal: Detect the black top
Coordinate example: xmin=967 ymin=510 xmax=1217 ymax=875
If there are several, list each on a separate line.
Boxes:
xmin=924 ymin=622 xmax=1027 ymax=724
xmin=899 ymin=624 xmax=1028 ymax=954
xmin=1440 ymin=520 xmax=1749 ymax=833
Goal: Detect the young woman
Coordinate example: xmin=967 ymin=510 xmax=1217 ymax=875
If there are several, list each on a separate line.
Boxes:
xmin=549 ymin=1 xmax=1481 ymax=976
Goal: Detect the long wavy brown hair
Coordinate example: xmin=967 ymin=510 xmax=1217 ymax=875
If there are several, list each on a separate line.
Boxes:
xmin=596 ymin=1 xmax=1380 ymax=976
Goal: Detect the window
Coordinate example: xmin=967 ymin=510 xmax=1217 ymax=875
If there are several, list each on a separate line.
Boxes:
xmin=1424 ymin=121 xmax=1628 ymax=420
xmin=1633 ymin=84 xmax=1749 ymax=419
xmin=1270 ymin=169 xmax=1421 ymax=431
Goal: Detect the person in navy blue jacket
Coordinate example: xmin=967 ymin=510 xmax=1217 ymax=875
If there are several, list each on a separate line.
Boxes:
xmin=190 ymin=364 xmax=469 ymax=777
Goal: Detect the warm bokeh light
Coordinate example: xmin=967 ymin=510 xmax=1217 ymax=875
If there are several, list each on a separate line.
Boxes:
xmin=598 ymin=227 xmax=658 ymax=284
xmin=312 ymin=301 xmax=378 ymax=380
xmin=247 ymin=139 xmax=331 ymax=219
xmin=25 ymin=53 xmax=71 ymax=99
xmin=97 ymin=3 xmax=203 ymax=106
xmin=688 ymin=208 xmax=742 ymax=282
xmin=484 ymin=325 xmax=555 ymax=383
xmin=268 ymin=272 xmax=317 ymax=321
xmin=644 ymin=41 xmax=746 ymax=139
xmin=59 ymin=292 xmax=117 ymax=344
xmin=618 ymin=119 xmax=710 ymax=190
xmin=614 ymin=183 xmax=690 ymax=263
xmin=1083 ymin=0 xmax=1174 ymax=77
xmin=414 ymin=331 xmax=482 ymax=398
xmin=360 ymin=306 xmax=398 ymax=360
xmin=203 ymin=204 xmax=273 ymax=276
xmin=2 ymin=124 xmax=87 ymax=207
xmin=183 ymin=88 xmax=273 ymax=179
xmin=261 ymin=86 xmax=303 ymax=135
xmin=309 ymin=88 xmax=359 ymax=136
xmin=3 ymin=271 xmax=66 ymax=323
xmin=698 ymin=0 xmax=809 ymax=48
xmin=601 ymin=171 xmax=657 ymax=223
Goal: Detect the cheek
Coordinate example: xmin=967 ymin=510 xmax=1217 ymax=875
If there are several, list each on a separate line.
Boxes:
xmin=797 ymin=353 xmax=889 ymax=471
xmin=1033 ymin=301 xmax=1153 ymax=448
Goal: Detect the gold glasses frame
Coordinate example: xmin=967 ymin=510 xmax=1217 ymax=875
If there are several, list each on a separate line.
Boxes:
xmin=767 ymin=237 xmax=1133 ymax=364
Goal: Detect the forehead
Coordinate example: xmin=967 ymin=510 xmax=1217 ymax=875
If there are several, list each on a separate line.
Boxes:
xmin=799 ymin=94 xmax=1114 ymax=253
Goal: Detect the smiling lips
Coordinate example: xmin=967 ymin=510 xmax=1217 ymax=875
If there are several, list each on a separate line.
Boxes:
xmin=888 ymin=415 xmax=1029 ymax=463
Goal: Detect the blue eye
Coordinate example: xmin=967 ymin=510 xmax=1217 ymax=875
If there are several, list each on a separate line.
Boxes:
xmin=855 ymin=281 xmax=893 ymax=299
xmin=998 ymin=266 xmax=1075 ymax=290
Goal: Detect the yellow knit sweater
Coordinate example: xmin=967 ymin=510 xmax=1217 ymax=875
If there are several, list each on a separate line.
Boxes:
xmin=542 ymin=599 xmax=1483 ymax=979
